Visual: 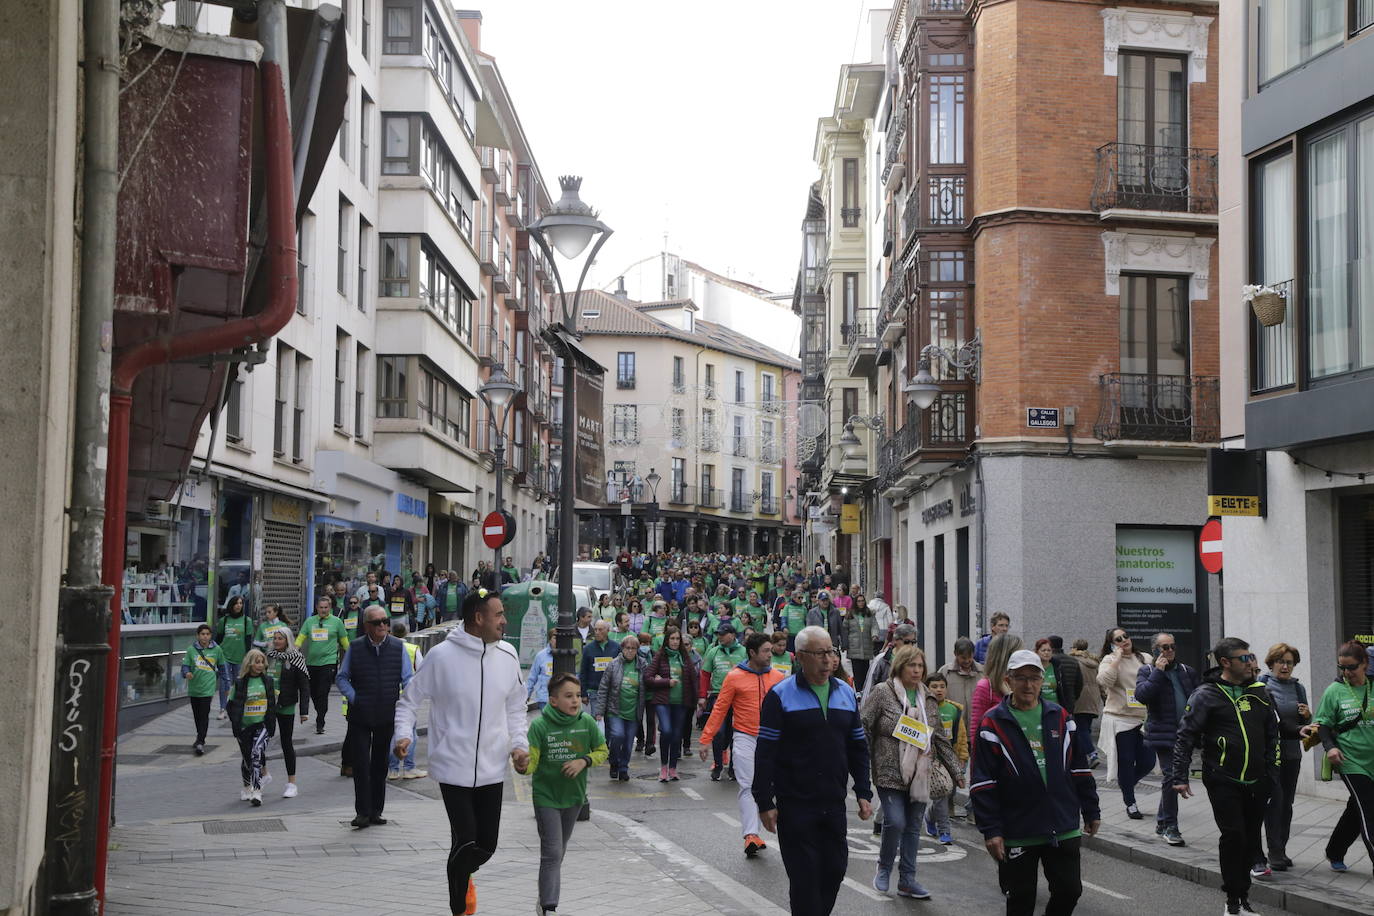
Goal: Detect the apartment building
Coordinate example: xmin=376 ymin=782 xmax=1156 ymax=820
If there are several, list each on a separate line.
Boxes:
xmin=169 ymin=2 xmax=558 ymax=623
xmin=574 ymin=289 xmax=803 ymax=556
xmin=799 ymin=0 xmax=1222 ymax=669
xmin=1216 ymin=1 xmax=1374 ymax=800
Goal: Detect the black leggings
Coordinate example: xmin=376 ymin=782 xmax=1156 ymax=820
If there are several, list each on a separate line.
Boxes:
xmin=440 ymin=782 xmax=504 ymax=915
xmin=307 ymin=664 xmax=335 ymax=728
xmin=1327 ymin=771 xmax=1374 ymax=865
xmin=851 ymin=658 xmax=871 ymax=693
xmin=275 ymin=713 xmax=297 ymax=777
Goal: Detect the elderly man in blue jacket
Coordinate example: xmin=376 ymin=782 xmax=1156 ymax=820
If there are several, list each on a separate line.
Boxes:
xmin=971 ymin=648 xmax=1100 ymax=916
xmin=1134 ymin=632 xmax=1200 ymax=847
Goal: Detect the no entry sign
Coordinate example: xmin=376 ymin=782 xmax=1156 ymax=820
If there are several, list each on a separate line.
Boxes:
xmin=1198 ymin=518 xmax=1223 ymax=574
xmin=482 ymin=510 xmax=516 ymax=549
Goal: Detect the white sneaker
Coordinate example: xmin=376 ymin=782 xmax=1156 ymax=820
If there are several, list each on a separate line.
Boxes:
xmin=282 ymin=782 xmax=298 ymax=798
xmin=387 ymin=769 xmax=401 ymax=781
xmin=240 ymin=785 xmax=251 ymax=801
xmin=403 ymin=769 xmax=427 ymax=779
xmin=260 ymin=771 xmax=273 ymax=787
xmin=249 ymin=789 xmax=262 ymax=807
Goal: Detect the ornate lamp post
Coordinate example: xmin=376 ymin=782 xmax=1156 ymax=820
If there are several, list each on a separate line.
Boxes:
xmin=644 ymin=467 xmax=661 ymax=554
xmin=478 ymin=363 xmax=519 ymax=582
xmin=526 ymin=176 xmax=612 ymax=676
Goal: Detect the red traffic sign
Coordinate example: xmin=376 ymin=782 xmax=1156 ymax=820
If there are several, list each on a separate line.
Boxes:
xmin=1198 ymin=518 xmax=1223 ymax=574
xmin=482 ymin=510 xmax=516 ymax=549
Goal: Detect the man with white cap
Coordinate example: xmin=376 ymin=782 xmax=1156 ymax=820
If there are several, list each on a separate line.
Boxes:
xmin=970 ymin=648 xmax=1101 ymax=916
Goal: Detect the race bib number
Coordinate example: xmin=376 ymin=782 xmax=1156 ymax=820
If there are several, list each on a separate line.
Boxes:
xmin=1126 ymin=690 xmax=1145 ymax=709
xmin=893 ymin=715 xmax=932 ymax=750
xmin=195 ymin=656 xmax=215 ymax=671
xmin=244 ymin=699 xmax=267 ymax=716
xmin=311 ymin=629 xmax=328 ymax=642
xmin=594 ymin=656 xmax=612 ymax=672
xmin=544 ymin=660 xmax=553 ymax=676
xmin=941 ymin=718 xmax=954 ymax=740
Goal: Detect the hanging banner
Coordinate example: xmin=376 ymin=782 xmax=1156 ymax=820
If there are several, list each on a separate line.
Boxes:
xmin=840 ymin=503 xmax=861 ymax=534
xmin=575 ymin=368 xmax=605 ymax=505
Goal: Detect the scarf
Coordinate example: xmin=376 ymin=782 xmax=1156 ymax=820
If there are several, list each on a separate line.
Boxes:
xmin=892 ymin=678 xmax=932 ymax=803
xmin=266 ymin=642 xmax=309 ymax=679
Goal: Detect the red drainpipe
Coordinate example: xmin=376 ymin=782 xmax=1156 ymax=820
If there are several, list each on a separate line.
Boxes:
xmin=93 ymin=55 xmax=297 ymax=906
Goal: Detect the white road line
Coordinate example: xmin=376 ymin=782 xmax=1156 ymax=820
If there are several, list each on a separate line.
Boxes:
xmin=714 ymin=812 xmax=740 ymax=828
xmin=680 ymin=786 xmax=704 ymax=801
xmin=842 ymin=876 xmax=892 ymax=902
xmin=1082 ymin=880 xmax=1131 ymax=900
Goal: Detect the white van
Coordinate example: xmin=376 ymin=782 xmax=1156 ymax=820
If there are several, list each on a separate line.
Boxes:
xmin=570 ymin=561 xmax=621 ymax=595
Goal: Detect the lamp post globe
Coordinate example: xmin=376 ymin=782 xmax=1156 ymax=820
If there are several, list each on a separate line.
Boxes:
xmin=904 ymin=358 xmax=941 ymax=411
xmin=479 ymin=363 xmax=519 ymax=409
xmin=837 ymin=422 xmax=862 ymax=459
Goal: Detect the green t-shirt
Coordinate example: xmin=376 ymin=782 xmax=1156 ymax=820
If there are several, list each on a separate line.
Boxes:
xmin=811 ymin=679 xmax=831 ymax=718
xmin=667 ymin=650 xmax=685 ymax=706
xmin=732 ymin=598 xmax=751 ymax=615
xmin=445 ymin=585 xmax=459 ymax=617
xmin=233 ymin=676 xmax=269 ymax=725
xmin=297 ymin=613 xmax=349 ymax=666
xmin=1005 ymin=701 xmax=1082 ymax=847
xmin=255 ymin=619 xmax=291 ymax=646
xmin=609 ymin=630 xmax=632 ymax=647
xmin=938 ymin=700 xmax=960 ymax=742
xmin=691 ymin=636 xmax=708 ymax=657
xmin=784 ymin=604 xmax=807 ymax=635
xmin=703 ymin=643 xmax=746 ymax=693
xmin=906 ymin=687 xmax=919 ymax=708
xmin=218 ymin=615 xmax=250 ymax=664
xmin=266 ymin=656 xmax=296 ymax=715
xmin=1041 ymin=664 xmax=1059 ymax=706
xmin=342 ymin=609 xmax=362 ymax=640
xmin=617 ymin=667 xmax=641 ymax=721
xmin=771 ymin=651 xmax=793 ymax=676
xmin=1317 ymin=680 xmax=1374 ymax=779
xmin=647 ymin=616 xmax=668 ymax=636
xmin=526 ymin=707 xmax=608 ymax=809
xmin=182 ymin=642 xmax=223 ymax=698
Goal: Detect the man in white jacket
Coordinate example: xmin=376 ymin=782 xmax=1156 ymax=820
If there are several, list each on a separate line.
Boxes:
xmin=395 ymin=590 xmax=528 ymax=916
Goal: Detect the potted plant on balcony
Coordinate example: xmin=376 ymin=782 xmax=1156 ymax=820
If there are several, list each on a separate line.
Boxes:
xmin=1243 ymin=283 xmax=1287 ymax=328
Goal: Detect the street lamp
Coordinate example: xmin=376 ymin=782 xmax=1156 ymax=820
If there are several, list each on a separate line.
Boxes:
xmin=527 ymin=176 xmax=613 ymax=677
xmin=645 ymin=467 xmax=661 ymax=554
xmin=479 ymin=362 xmax=520 ymax=585
xmin=905 ymin=332 xmax=982 ymax=411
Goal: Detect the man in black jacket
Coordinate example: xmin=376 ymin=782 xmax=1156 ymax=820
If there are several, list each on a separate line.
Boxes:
xmin=337 ymin=607 xmax=414 ymax=828
xmin=1171 ymin=637 xmax=1278 ymax=916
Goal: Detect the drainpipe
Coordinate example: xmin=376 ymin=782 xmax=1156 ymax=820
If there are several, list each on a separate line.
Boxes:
xmin=44 ymin=0 xmax=120 ymax=908
xmin=91 ymin=1 xmax=297 ymax=904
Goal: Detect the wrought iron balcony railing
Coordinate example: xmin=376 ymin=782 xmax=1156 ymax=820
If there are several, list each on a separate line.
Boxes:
xmin=841 ymin=207 xmax=862 ymax=228
xmin=882 ymin=108 xmax=906 ymax=185
xmin=1090 ymin=143 xmax=1218 ymax=215
xmin=698 ymin=487 xmax=723 ymax=509
xmin=759 ymin=496 xmax=780 ymax=515
xmin=730 ymin=493 xmax=749 ymax=513
xmin=668 ymin=483 xmax=693 ymax=506
xmin=1093 ymin=373 xmax=1220 ymax=443
xmin=842 ymin=310 xmax=879 ymax=346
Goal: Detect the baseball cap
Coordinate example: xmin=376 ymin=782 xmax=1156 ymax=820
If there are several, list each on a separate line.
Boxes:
xmin=1007 ymin=649 xmax=1044 ymax=672
xmin=716 ymin=622 xmax=737 ymax=636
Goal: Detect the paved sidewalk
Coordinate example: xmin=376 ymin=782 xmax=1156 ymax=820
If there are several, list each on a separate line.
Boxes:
xmin=1079 ymin=770 xmax=1373 ymax=916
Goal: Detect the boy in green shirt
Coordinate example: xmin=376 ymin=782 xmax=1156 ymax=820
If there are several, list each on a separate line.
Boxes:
xmin=180 ymin=623 xmax=226 ymax=754
xmin=923 ymin=672 xmax=967 ymax=844
xmin=526 ymin=673 xmax=609 ymax=915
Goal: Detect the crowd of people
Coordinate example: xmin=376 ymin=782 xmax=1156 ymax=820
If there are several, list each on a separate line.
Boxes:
xmin=177 ymin=549 xmax=1374 ymax=916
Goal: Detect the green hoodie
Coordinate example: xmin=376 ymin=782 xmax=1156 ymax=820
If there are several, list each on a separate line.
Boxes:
xmin=526 ymin=706 xmax=609 ymax=809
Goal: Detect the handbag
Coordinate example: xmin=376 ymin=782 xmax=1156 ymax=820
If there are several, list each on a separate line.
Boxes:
xmin=928 ymin=752 xmax=954 ymax=801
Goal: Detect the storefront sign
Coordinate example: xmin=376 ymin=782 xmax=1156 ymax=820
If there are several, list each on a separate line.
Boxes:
xmin=396 ymin=493 xmax=427 ymax=519
xmin=840 ymin=504 xmax=861 ymax=534
xmin=575 ymin=369 xmax=606 ymax=506
xmin=922 ymin=499 xmax=954 ymax=525
xmin=1206 ymin=495 xmax=1260 ymax=517
xmin=266 ymin=493 xmax=307 ymax=526
xmin=1116 ymin=528 xmax=1202 ymax=669
xmin=1207 ymin=448 xmax=1266 ymax=518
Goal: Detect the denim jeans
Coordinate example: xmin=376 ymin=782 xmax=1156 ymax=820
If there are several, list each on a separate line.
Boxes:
xmin=218 ymin=660 xmax=241 ymax=710
xmin=1073 ymin=713 xmax=1097 ymax=761
xmin=876 ymin=786 xmax=927 ymax=883
xmin=388 ymin=725 xmax=416 ymax=772
xmin=605 ymin=714 xmax=636 ymax=775
xmin=1154 ymin=747 xmax=1178 ymax=827
xmin=655 ymin=704 xmax=689 ymax=768
xmin=927 ymin=794 xmax=953 ymax=835
xmin=1114 ymin=725 xmax=1154 ymax=806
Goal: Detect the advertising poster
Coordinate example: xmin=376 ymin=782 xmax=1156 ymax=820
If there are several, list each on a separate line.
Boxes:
xmin=575 ymin=368 xmax=605 ymax=506
xmin=1115 ymin=527 xmax=1204 ymax=669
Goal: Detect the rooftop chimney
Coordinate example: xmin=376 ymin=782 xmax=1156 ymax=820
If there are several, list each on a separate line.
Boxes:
xmin=614 ymin=276 xmax=628 ymax=299
xmin=453 ymin=9 xmax=482 ymax=51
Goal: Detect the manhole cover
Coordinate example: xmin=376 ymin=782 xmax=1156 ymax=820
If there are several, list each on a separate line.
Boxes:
xmin=633 ymin=771 xmax=697 ymax=781
xmin=203 ymin=818 xmax=286 ymax=835
xmin=119 ymin=755 xmax=163 ymax=766
xmin=156 ymin=744 xmax=218 ymax=754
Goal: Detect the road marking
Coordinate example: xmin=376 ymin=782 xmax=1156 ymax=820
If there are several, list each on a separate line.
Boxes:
xmin=1082 ymin=880 xmax=1131 ymax=900
xmin=714 ymin=812 xmax=740 ymax=828
xmin=596 ymin=810 xmax=790 ymax=916
xmin=680 ymin=786 xmax=704 ymax=801
xmin=842 ymin=877 xmax=891 ymax=902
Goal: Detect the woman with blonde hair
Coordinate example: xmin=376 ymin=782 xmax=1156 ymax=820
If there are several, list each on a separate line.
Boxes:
xmin=227 ymin=648 xmax=277 ymax=806
xmin=860 ymin=644 xmax=961 ymax=899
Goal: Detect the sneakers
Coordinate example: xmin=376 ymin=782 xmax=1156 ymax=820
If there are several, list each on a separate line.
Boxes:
xmin=659 ymin=766 xmax=670 ymax=783
xmin=744 ymin=834 xmax=765 ymax=857
xmin=619 ymin=771 xmax=630 ymax=782
xmin=1126 ymin=804 xmax=1143 ymax=819
xmin=1249 ymin=864 xmax=1272 ymax=880
xmin=1163 ymin=825 xmax=1186 ymax=847
xmin=897 ymin=881 xmax=931 ymax=900
xmin=217 ymin=709 xmax=228 ymax=720
xmin=282 ymin=782 xmax=298 ymax=798
xmin=240 ymin=785 xmax=251 ymax=801
xmin=249 ymin=789 xmax=262 ymax=807
xmin=464 ymin=879 xmax=477 ymax=915
xmin=405 ymin=769 xmax=427 ymax=779
xmin=193 ymin=743 xmax=204 ymax=756
xmin=726 ymin=766 xmax=735 ymax=781
xmin=644 ymin=744 xmax=656 ymax=757
xmin=1330 ymin=859 xmax=1350 ymax=872
xmin=387 ymin=769 xmax=401 ymax=781
xmin=938 ymin=831 xmax=952 ymax=845
xmin=1155 ymin=822 xmax=1166 ymax=836
xmin=924 ymin=818 xmax=937 ymax=838
xmin=873 ymin=865 xmax=891 ymax=893
xmin=610 ymin=770 xmax=621 ymax=781
xmin=668 ymin=768 xmax=679 ymax=781
xmin=710 ymin=765 xmax=722 ymax=781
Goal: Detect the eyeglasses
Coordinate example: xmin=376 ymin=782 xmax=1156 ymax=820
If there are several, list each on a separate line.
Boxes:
xmin=1226 ymin=653 xmax=1257 ymax=663
xmin=1112 ymin=635 xmax=1130 ymax=643
xmin=1338 ymin=662 xmax=1363 ymax=672
xmin=1008 ymin=673 xmax=1044 ymax=684
xmin=799 ymin=649 xmax=841 ymax=659
xmin=365 ymin=618 xmax=390 ymax=627
xmin=1156 ymin=643 xmax=1175 ymax=651
xmin=900 ymin=639 xmax=917 ymax=645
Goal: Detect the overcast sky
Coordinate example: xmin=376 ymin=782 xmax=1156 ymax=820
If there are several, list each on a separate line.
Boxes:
xmin=476 ymin=0 xmax=887 ymax=296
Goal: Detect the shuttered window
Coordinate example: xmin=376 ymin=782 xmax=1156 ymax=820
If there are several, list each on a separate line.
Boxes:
xmin=1339 ymin=494 xmax=1374 ymax=644
xmin=261 ymin=520 xmax=307 ymax=625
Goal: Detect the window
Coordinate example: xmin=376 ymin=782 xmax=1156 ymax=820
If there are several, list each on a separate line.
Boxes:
xmin=357 ymin=217 xmax=371 ymax=312
xmin=672 ymin=356 xmax=685 ymax=391
xmin=274 ymin=343 xmax=290 ymax=457
xmin=670 ymin=407 xmax=685 ymax=447
xmin=359 ymin=94 xmax=372 ymax=184
xmin=296 ymin=212 xmax=312 ymax=316
xmin=761 ymin=373 xmax=775 ymax=406
xmin=732 ymin=415 xmax=746 ymax=457
xmin=671 ymin=457 xmax=685 ymax=501
xmin=354 ymin=343 xmax=369 ymax=438
xmin=616 ymin=352 xmax=636 ymax=388
xmin=731 ymin=468 xmax=745 ymax=510
xmin=842 ymin=388 xmax=859 ymax=427
xmin=413 ymin=239 xmax=474 ymax=339
xmin=337 ymin=196 xmax=351 ymax=297
xmin=842 ymin=158 xmax=860 ymax=226
xmin=225 ymin=376 xmax=245 ymax=443
xmin=377 ymin=356 xmax=407 ymax=418
xmin=928 ymin=74 xmax=966 ymax=165
xmin=761 ymin=470 xmax=774 ymax=507
xmin=383 ymin=0 xmax=415 ymax=53
xmin=612 ymin=405 xmax=639 ymax=444
xmin=360 ymin=0 xmax=371 ymax=60
xmin=734 ymin=369 xmax=744 ymax=403
xmin=418 ymin=366 xmax=454 ymax=438
xmin=1117 ymin=52 xmax=1187 ymax=208
xmin=1358 ymin=0 xmax=1374 ymax=35
xmin=701 ymin=408 xmax=717 ymax=450
xmin=704 ymin=364 xmax=715 ymax=398
xmin=1252 ymin=152 xmax=1296 ymax=390
xmin=454 ymin=392 xmax=471 ymax=447
xmin=1121 ymin=275 xmax=1189 ymax=378
xmin=340 ymin=73 xmax=352 ymax=165
xmin=381 ymin=235 xmax=409 ymax=297
xmin=1258 ymin=0 xmax=1344 ymax=84
xmin=1307 ymin=116 xmax=1374 ymax=379
xmin=334 ymin=331 xmax=349 ymax=430
xmin=383 ymin=114 xmax=476 ymax=235
xmin=761 ymin=419 xmax=777 ymax=463
xmin=292 ymin=352 xmax=311 ymax=463
xmin=700 ymin=464 xmax=714 ymax=499
xmin=383 ymin=115 xmax=411 ymax=174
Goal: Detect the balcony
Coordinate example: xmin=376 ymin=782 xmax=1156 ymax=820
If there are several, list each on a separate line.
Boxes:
xmin=841 ymin=207 xmax=862 ymax=228
xmin=505 ymin=262 xmax=524 ymax=308
xmin=1094 ymin=373 xmax=1219 ymax=444
xmin=843 ymin=308 xmax=880 ymax=376
xmin=492 ymin=251 xmax=512 ymax=294
xmin=882 ymin=107 xmax=906 ymax=188
xmin=494 ymin=163 xmax=512 ymax=206
xmin=731 ymin=439 xmax=748 ymax=458
xmin=730 ymin=493 xmax=748 ymax=513
xmin=878 ymin=274 xmax=905 ymax=346
xmin=475 ymin=325 xmax=506 ymax=368
xmin=905 ymin=173 xmax=966 ymax=238
xmin=700 ymin=433 xmax=719 ymax=453
xmin=1090 ymin=143 xmax=1218 ymax=220
xmin=759 ymin=496 xmax=780 ymax=516
xmin=698 ymin=487 xmax=723 ymax=509
xmin=616 ymin=373 xmax=636 ymax=390
xmin=534 ymin=249 xmax=552 ymax=288
xmin=914 ymin=0 xmax=969 ymax=12
xmin=668 ymin=483 xmax=693 ymax=506
xmin=478 ymin=230 xmax=497 ymax=275
xmin=479 ymin=147 xmax=498 ymax=183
